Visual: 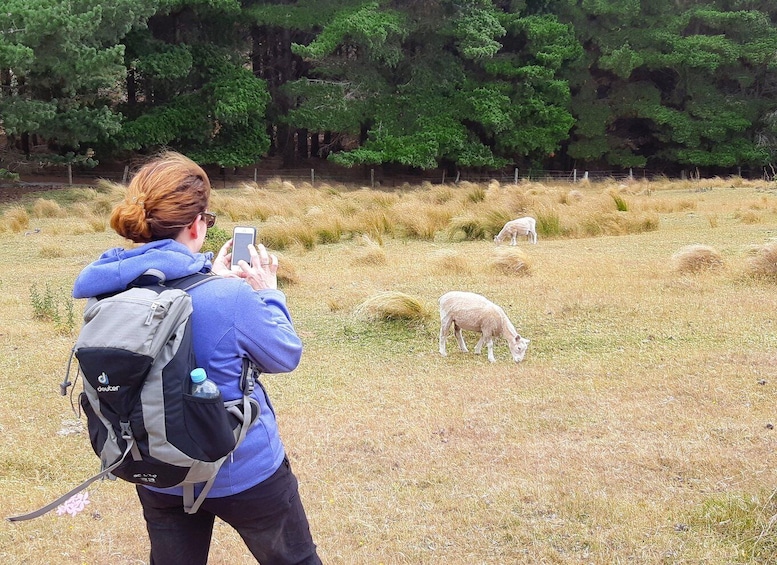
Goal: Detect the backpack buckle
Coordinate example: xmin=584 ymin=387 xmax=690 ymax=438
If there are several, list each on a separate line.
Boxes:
xmin=239 ymin=358 xmax=260 ymax=396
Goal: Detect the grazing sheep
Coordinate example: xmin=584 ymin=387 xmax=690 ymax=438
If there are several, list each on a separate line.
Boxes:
xmin=494 ymin=216 xmax=537 ymax=245
xmin=439 ymin=291 xmax=530 ymax=363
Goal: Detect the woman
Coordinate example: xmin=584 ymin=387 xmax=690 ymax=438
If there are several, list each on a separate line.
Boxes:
xmin=72 ymin=152 xmax=321 ymax=565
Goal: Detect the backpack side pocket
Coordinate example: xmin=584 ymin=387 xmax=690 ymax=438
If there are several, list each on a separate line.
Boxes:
xmin=181 ymin=393 xmax=237 ymax=461
xmin=79 ymin=391 xmax=109 ymax=459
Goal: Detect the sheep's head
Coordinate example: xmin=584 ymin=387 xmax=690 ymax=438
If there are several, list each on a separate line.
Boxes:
xmin=509 ymin=335 xmax=530 ymax=362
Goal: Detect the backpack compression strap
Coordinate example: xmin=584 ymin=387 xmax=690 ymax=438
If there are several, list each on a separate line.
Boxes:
xmin=6 ymin=438 xmax=137 ymax=522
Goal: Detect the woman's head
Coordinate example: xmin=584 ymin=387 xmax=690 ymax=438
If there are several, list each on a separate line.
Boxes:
xmin=111 ymin=152 xmax=211 ymax=243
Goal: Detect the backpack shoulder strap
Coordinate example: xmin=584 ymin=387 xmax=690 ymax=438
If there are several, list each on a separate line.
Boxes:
xmin=166 ymin=272 xmax=219 ymax=293
xmin=92 ymin=268 xmax=214 ymax=303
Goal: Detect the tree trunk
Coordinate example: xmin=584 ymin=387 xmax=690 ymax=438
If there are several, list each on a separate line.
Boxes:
xmin=297 ymin=129 xmax=309 ymax=159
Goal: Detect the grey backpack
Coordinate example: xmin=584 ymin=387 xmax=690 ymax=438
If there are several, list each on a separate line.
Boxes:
xmin=8 ymin=270 xmax=260 ymax=522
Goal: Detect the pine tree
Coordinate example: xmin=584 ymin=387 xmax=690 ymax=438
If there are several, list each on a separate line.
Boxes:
xmin=0 ymin=0 xmax=158 ymax=168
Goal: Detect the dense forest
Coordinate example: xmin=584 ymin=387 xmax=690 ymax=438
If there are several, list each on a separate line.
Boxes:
xmin=2 ymin=0 xmax=777 ymax=180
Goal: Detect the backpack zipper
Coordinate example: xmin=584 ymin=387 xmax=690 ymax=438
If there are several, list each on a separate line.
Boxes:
xmin=145 ymin=302 xmax=159 ymax=325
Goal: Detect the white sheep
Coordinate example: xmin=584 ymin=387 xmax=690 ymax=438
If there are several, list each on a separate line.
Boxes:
xmin=438 ymin=291 xmax=530 ymax=363
xmin=494 ymin=216 xmax=537 ymax=245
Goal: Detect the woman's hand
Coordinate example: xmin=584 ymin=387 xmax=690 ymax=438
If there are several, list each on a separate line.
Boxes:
xmin=211 ymin=238 xmax=240 ymax=278
xmin=235 ymin=243 xmax=278 ymax=290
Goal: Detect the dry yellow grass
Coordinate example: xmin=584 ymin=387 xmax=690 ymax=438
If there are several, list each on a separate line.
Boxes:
xmin=2 ymin=178 xmax=777 ymax=564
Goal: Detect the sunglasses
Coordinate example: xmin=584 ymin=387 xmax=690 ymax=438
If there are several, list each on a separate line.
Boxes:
xmin=201 ymin=211 xmax=216 ymax=229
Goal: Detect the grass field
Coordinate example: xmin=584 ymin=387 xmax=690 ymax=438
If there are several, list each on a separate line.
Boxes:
xmin=1 ymin=176 xmax=777 ymax=564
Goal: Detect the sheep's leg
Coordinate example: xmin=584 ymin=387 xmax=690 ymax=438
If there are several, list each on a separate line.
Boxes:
xmin=474 ymin=335 xmax=496 ymax=362
xmin=486 ymin=339 xmax=496 ymax=362
xmin=510 ymin=233 xmax=517 ymax=245
xmin=439 ymin=317 xmax=452 ymax=356
xmin=453 ymin=324 xmax=468 ymax=352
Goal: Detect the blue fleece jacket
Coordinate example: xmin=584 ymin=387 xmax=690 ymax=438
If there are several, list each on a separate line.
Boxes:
xmin=73 ymin=239 xmax=303 ymax=497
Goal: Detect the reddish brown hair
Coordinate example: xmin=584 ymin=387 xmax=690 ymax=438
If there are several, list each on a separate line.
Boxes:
xmin=110 ymin=152 xmax=211 ymax=243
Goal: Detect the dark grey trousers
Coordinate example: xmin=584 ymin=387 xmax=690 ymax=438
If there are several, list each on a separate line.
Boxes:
xmin=136 ymin=458 xmax=321 ymax=565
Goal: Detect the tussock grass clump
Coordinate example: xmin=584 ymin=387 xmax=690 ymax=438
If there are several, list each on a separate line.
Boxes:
xmin=4 ymin=206 xmax=29 ymax=232
xmin=482 ymin=208 xmax=513 ymax=233
xmin=395 ymin=200 xmax=452 ymax=240
xmin=423 ymin=184 xmax=454 ymax=205
xmin=214 ymin=195 xmax=269 ymax=222
xmin=501 ymin=189 xmax=531 ymax=216
xmin=70 ymin=202 xmax=98 ymax=220
xmin=465 ymin=184 xmax=486 ymax=203
xmin=431 ymin=249 xmax=471 ymax=275
xmin=39 ymin=245 xmax=66 ymax=259
xmin=745 ymin=243 xmax=777 ymax=281
xmin=351 ymin=245 xmax=386 ymax=266
xmin=261 ymin=218 xmax=316 ymax=250
xmin=577 ymin=211 xmax=659 ymax=237
xmin=632 ymin=212 xmax=660 ymax=232
xmin=92 ymin=194 xmax=118 ymax=216
xmin=522 ymin=181 xmax=548 ymax=195
xmin=89 ymin=217 xmax=108 ymax=232
xmin=535 ymin=208 xmax=561 ymax=238
xmin=560 ymin=189 xmax=583 ymax=204
xmin=348 ymin=208 xmax=395 ymax=240
xmin=70 ymin=187 xmax=102 ymax=201
xmin=312 ymin=222 xmax=343 ymax=245
xmin=262 ymin=177 xmax=296 ymax=191
xmin=65 ymin=202 xmax=110 ymax=233
xmin=736 ymin=209 xmax=762 ymax=224
xmin=304 ymin=207 xmax=344 ymax=244
xmin=671 ymin=244 xmax=724 ymax=274
xmin=32 ymin=198 xmax=64 ymax=218
xmin=350 ymin=188 xmax=400 ymax=210
xmin=488 ymin=247 xmax=533 ymax=276
xmin=94 ymin=178 xmax=120 ymax=194
xmin=353 ymin=291 xmax=431 ymax=322
xmin=448 ymin=213 xmax=488 ymax=241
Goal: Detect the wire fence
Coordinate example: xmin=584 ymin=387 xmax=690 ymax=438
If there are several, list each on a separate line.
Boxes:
xmin=8 ymin=163 xmax=774 ymax=189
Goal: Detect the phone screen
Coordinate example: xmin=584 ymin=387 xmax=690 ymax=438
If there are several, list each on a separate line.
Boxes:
xmin=231 ymin=227 xmax=256 ymax=269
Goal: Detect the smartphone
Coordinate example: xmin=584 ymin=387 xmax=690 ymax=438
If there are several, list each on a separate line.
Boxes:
xmin=231 ymin=226 xmax=257 ymax=270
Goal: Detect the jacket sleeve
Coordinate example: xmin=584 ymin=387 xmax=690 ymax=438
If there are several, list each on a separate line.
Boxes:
xmin=233 ymin=285 xmax=303 ymax=374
